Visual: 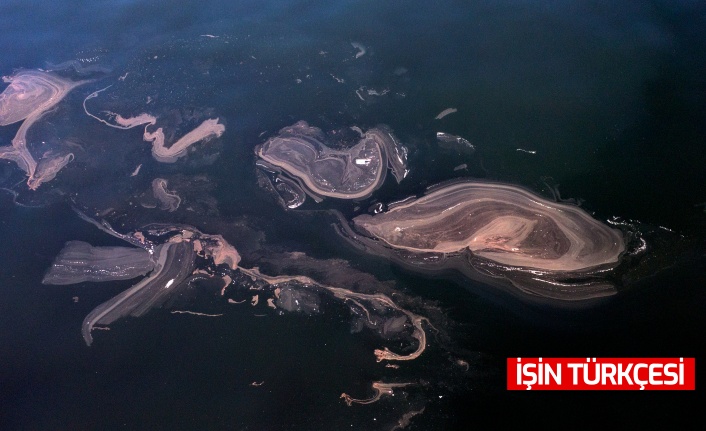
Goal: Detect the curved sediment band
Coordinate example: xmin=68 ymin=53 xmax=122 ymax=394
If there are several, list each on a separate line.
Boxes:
xmin=0 ymin=70 xmax=88 ymax=189
xmin=255 ymin=121 xmax=408 ymax=203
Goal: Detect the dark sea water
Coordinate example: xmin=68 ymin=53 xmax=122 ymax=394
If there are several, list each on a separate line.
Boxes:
xmin=1 ymin=1 xmax=705 ymax=429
